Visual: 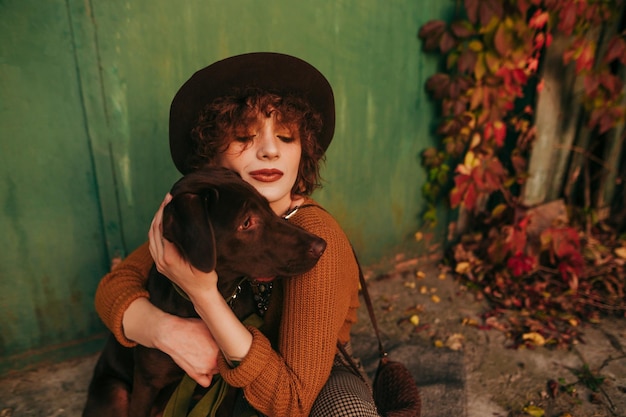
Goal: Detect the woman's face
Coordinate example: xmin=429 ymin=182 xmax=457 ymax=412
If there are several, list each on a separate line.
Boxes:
xmin=218 ymin=112 xmax=302 ymax=215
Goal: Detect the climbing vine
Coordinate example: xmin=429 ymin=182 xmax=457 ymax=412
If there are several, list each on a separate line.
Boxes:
xmin=418 ymin=0 xmax=626 ymax=348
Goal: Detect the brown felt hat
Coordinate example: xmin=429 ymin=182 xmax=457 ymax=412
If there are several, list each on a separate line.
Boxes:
xmin=169 ymin=52 xmax=335 ymax=174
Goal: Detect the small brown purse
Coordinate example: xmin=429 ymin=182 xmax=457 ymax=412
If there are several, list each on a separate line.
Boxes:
xmin=340 ymin=248 xmax=422 ymax=417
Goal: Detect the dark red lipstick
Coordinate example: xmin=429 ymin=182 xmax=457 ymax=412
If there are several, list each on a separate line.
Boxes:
xmin=249 ymin=169 xmax=283 ymax=182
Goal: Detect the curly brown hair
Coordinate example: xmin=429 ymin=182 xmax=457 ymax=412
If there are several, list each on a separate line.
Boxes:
xmin=188 ymin=88 xmax=326 ymax=196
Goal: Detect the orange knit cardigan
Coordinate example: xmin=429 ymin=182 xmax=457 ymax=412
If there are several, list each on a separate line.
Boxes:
xmin=94 ymin=199 xmax=361 ymax=417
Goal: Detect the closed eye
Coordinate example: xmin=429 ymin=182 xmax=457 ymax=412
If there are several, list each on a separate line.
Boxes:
xmin=277 ymin=135 xmax=295 ymax=143
xmin=235 ymin=135 xmax=255 ymax=143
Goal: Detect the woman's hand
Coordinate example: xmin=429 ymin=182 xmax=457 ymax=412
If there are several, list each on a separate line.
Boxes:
xmin=154 ymin=314 xmax=221 ymax=387
xmin=123 ymin=298 xmax=220 ymax=387
xmin=148 ymin=194 xmax=218 ymax=297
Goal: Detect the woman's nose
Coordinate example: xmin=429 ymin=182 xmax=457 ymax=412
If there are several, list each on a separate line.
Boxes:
xmin=256 ymin=129 xmax=280 ymax=160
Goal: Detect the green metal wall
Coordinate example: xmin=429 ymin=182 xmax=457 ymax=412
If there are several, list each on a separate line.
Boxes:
xmin=0 ymin=0 xmax=451 ymax=374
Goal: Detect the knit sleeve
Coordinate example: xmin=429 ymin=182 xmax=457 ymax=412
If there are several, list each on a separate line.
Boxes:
xmin=217 ymin=203 xmax=360 ymax=417
xmin=94 ymin=242 xmax=153 ymax=347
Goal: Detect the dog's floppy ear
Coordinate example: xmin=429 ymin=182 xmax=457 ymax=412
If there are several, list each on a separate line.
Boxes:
xmin=162 ymin=192 xmax=217 ymax=272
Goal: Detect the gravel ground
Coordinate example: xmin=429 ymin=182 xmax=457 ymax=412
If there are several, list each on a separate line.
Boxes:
xmin=1 ymin=254 xmax=625 ymax=417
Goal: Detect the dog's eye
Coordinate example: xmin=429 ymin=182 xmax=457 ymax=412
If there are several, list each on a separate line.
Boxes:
xmin=239 ymin=216 xmax=254 ymax=231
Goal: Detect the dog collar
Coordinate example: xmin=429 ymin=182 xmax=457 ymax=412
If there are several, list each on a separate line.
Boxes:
xmin=226 ymin=277 xmax=248 ymax=307
xmin=171 ymin=277 xmax=247 ymax=307
xmin=171 ymin=282 xmax=191 ymax=302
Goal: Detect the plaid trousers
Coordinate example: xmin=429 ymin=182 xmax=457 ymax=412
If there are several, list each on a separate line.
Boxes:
xmin=309 ymin=343 xmax=380 ymax=417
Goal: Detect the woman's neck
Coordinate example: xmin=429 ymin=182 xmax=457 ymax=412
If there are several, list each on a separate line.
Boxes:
xmin=271 ymin=196 xmax=305 ymax=218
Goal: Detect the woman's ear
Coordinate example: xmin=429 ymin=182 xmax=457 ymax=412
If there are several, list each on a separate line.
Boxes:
xmin=162 ymin=193 xmax=217 ymax=272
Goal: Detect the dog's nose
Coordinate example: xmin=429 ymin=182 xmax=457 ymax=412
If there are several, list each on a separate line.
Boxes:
xmin=309 ymin=239 xmax=327 ymax=258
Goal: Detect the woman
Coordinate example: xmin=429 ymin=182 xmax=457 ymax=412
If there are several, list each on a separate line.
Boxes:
xmin=95 ymin=52 xmax=378 ymax=416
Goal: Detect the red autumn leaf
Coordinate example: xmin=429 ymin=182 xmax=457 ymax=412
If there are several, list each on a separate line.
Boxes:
xmin=598 ymin=109 xmax=618 ymax=134
xmin=483 ymin=121 xmax=506 ymax=147
xmin=583 ymin=74 xmax=599 ymax=97
xmin=425 ymin=73 xmax=451 ymax=100
xmin=510 ymin=68 xmax=529 ymax=87
xmin=510 ymin=150 xmax=527 ymax=177
xmin=465 ymin=0 xmax=503 ymax=26
xmin=439 ymin=31 xmax=458 ymax=54
xmin=479 ymin=0 xmax=503 ymax=26
xmin=464 ymin=181 xmax=478 ymax=209
xmin=507 ymin=227 xmax=527 ymax=257
xmin=588 ymin=106 xmax=622 ymax=135
xmin=507 ymin=253 xmax=536 ymax=277
xmin=557 ymin=3 xmax=577 ymax=36
xmin=553 ymin=227 xmax=580 ymax=258
xmin=527 ymin=56 xmax=539 ymax=73
xmin=483 ymin=157 xmax=506 ymax=190
xmin=418 ymin=20 xmax=447 ymax=38
xmin=557 ymin=252 xmax=584 ymax=285
xmin=418 ymin=20 xmax=447 ymax=51
xmin=603 ymin=36 xmax=626 ymax=65
xmin=465 ymin=0 xmax=480 ymax=24
xmin=599 ymin=72 xmax=623 ymax=94
xmin=450 ymin=173 xmax=478 ymax=209
xmin=470 ymin=85 xmax=484 ymax=110
xmin=536 ymin=78 xmax=544 ymax=93
xmin=534 ymin=32 xmax=546 ymax=50
xmin=450 ymin=21 xmax=475 ymax=39
xmin=517 ymin=0 xmax=531 ymax=18
xmin=457 ymin=49 xmax=478 ymax=74
xmin=529 ymin=10 xmax=550 ymax=29
xmin=448 ymin=77 xmax=471 ymax=99
xmin=436 ymin=117 xmax=462 ymax=136
xmin=494 ymin=23 xmax=510 ymax=56
xmin=575 ymin=40 xmax=595 ymax=73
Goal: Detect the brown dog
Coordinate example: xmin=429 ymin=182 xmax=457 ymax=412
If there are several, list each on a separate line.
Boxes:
xmin=83 ymin=166 xmax=326 ymax=417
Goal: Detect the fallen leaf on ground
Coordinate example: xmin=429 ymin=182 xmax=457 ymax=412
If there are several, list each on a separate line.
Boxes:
xmin=445 ymin=333 xmax=465 ymax=350
xmin=455 ymin=261 xmax=471 ymax=274
xmin=523 ymin=404 xmax=545 ymax=416
xmin=462 ymin=317 xmax=478 ymax=326
xmin=523 ymin=332 xmax=546 ymax=346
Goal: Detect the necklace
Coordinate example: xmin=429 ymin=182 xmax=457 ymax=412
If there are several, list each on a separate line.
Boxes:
xmin=282 ymin=205 xmax=300 ymax=220
xmin=251 ymin=281 xmax=273 ymax=316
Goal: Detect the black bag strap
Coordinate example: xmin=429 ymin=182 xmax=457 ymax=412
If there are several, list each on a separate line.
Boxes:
xmin=336 ymin=247 xmax=389 ymax=384
xmin=350 ymin=247 xmax=388 ymax=360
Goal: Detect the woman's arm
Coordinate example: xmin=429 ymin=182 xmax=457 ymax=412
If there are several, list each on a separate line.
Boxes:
xmin=94 ymin=196 xmax=221 ymax=387
xmin=148 ymin=198 xmax=253 ymax=365
xmin=94 ymin=241 xmax=153 ymax=346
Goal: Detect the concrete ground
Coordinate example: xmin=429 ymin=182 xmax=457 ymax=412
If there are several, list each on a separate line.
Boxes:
xmin=1 ymin=256 xmax=625 ymax=417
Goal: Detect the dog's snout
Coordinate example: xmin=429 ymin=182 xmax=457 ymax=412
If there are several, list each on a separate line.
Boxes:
xmin=309 ymin=239 xmax=327 ymax=258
